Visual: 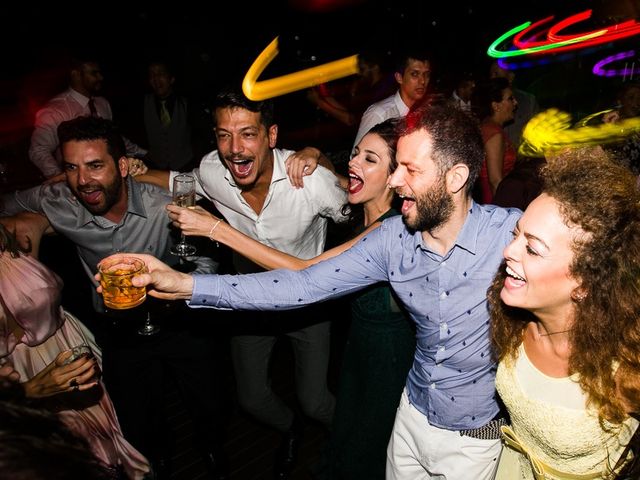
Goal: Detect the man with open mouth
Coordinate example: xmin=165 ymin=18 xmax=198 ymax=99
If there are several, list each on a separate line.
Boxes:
xmin=135 ymin=87 xmax=348 ymax=479
xmin=105 ymin=100 xmax=525 ymax=480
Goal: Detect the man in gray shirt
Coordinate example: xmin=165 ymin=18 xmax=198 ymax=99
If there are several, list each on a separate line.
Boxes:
xmin=2 ymin=116 xmax=227 ymax=480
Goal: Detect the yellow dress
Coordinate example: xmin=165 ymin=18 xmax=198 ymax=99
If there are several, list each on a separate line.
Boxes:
xmin=495 ymin=344 xmax=637 ymax=480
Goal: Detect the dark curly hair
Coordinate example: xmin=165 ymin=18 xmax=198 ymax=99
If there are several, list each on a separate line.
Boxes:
xmin=57 ymin=116 xmax=126 ymax=167
xmin=489 ymin=147 xmax=640 ymax=426
xmin=214 ymin=86 xmax=275 ymax=130
xmin=399 ymin=96 xmax=483 ymax=194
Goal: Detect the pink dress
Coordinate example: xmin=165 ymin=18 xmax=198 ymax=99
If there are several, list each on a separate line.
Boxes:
xmin=0 ymin=252 xmax=150 ymax=479
xmin=479 ymin=122 xmax=517 ymax=204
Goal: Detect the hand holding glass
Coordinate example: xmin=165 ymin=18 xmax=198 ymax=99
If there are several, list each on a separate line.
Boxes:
xmin=62 ymin=345 xmax=102 ymax=381
xmin=170 ymin=174 xmax=197 ymax=256
xmin=99 ymin=257 xmax=147 ymax=310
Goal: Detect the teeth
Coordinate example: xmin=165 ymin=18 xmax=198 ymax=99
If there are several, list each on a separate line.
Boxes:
xmin=506 ymin=266 xmax=525 ymax=281
xmin=397 ymin=193 xmax=414 ymax=200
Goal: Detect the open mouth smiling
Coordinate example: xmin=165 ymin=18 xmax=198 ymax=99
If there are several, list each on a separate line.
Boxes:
xmin=348 ymin=170 xmax=364 ymax=194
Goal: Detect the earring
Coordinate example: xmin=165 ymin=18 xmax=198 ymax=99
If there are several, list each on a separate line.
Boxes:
xmin=571 ymin=289 xmax=587 ymax=303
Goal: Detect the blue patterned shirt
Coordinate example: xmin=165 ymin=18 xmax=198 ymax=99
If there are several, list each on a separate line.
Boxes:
xmin=191 ymin=202 xmax=520 ymax=430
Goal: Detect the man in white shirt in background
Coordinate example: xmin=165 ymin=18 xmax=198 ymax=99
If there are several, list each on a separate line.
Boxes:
xmin=29 ymin=52 xmax=146 ymax=183
xmin=451 ymin=73 xmax=475 ymax=113
xmin=352 ymin=50 xmax=431 ymax=147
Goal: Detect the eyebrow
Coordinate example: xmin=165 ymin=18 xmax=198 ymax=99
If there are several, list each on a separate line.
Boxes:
xmin=515 ymin=220 xmax=550 ymax=251
xmin=362 ymin=149 xmax=381 ymax=158
xmin=216 ymin=126 xmax=260 ymax=133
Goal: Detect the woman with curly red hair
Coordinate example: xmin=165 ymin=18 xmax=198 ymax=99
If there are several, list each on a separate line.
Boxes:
xmin=489 ymin=148 xmax=640 ymax=479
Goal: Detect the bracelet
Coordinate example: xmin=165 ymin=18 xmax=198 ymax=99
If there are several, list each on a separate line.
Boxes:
xmin=208 ymin=220 xmax=221 ymax=247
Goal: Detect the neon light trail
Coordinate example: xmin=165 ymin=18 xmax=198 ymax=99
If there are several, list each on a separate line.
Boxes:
xmin=242 ymin=37 xmax=359 ymax=101
xmin=488 ymin=10 xmax=640 ymax=59
xmin=592 ymin=51 xmax=637 ymax=79
xmin=519 ymin=109 xmax=640 ymax=157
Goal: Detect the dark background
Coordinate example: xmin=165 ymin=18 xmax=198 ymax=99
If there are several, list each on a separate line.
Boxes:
xmin=1 ymin=0 xmax=638 ymax=157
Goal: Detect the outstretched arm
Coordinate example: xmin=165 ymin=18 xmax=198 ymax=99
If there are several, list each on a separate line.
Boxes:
xmin=97 ymin=253 xmax=193 ymax=301
xmin=167 ymin=204 xmax=380 ymax=271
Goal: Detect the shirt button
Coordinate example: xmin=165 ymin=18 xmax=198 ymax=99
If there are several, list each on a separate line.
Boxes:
xmin=431 ymin=383 xmax=437 ymax=389
xmin=439 ymin=346 xmax=445 ymax=352
xmin=441 ymin=261 xmax=446 ymax=267
xmin=440 ymin=323 xmax=447 ymax=330
xmin=440 ymin=292 xmax=447 ymax=300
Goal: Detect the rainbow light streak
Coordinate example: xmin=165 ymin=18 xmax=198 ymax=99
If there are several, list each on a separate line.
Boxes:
xmin=488 ymin=22 xmax=602 ymax=58
xmin=512 ymin=16 xmax=562 ymax=48
xmin=519 ymin=109 xmax=640 ymax=157
xmin=242 ymin=37 xmax=359 ymax=101
xmin=548 ymin=13 xmax=639 ymax=44
xmin=592 ymin=51 xmax=636 ymax=77
xmin=488 ymin=10 xmax=640 ymax=59
xmin=544 ymin=10 xmax=605 ymax=43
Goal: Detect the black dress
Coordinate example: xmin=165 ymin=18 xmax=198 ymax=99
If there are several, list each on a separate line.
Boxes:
xmin=321 ymin=209 xmax=415 ymax=479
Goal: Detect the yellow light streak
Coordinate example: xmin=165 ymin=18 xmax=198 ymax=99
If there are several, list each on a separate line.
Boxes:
xmin=519 ymin=108 xmax=640 ymax=157
xmin=242 ymin=37 xmax=359 ymax=101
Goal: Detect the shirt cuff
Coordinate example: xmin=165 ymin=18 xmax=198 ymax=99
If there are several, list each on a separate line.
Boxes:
xmin=188 ymin=274 xmax=229 ymax=309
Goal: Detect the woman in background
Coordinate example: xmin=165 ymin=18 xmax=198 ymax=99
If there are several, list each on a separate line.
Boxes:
xmin=472 ymin=77 xmax=518 ymax=204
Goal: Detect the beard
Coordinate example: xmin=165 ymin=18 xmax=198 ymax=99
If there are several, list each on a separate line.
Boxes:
xmin=72 ymin=176 xmax=123 ymax=216
xmin=404 ymin=176 xmax=454 ymax=232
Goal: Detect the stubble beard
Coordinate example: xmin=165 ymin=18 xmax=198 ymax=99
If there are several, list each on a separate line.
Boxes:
xmin=404 ymin=176 xmax=454 ymax=232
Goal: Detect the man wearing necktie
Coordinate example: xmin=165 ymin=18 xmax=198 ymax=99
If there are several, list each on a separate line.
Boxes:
xmin=88 ymin=97 xmax=99 ymax=118
xmin=142 ymin=61 xmax=199 ymax=171
xmin=29 ymin=54 xmax=147 ymax=181
xmin=158 ymin=99 xmax=171 ymax=127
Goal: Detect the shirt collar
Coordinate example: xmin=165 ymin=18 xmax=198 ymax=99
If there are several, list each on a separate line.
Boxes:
xmin=452 ymin=91 xmax=470 ymax=107
xmin=455 ymin=201 xmax=481 ymax=255
xmin=69 ymin=87 xmax=91 ymax=107
xmin=76 ymin=176 xmax=147 ymax=227
xmin=413 ymin=201 xmax=480 ymax=256
xmin=394 ymin=90 xmax=410 ymax=116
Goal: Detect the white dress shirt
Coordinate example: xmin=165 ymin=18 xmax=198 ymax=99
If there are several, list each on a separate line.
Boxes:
xmin=29 ymin=88 xmax=146 ymax=177
xmin=170 ymin=148 xmax=348 ymax=273
xmin=451 ymin=91 xmax=471 ymax=112
xmin=353 ymin=90 xmax=409 ymax=149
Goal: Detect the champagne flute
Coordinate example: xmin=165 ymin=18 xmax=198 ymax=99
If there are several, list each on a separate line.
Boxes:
xmin=170 ymin=174 xmax=197 ymax=256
